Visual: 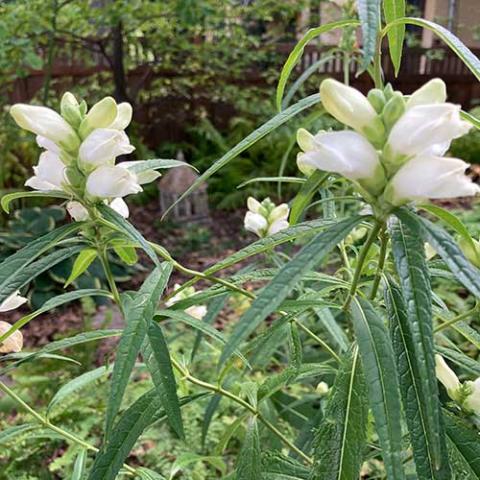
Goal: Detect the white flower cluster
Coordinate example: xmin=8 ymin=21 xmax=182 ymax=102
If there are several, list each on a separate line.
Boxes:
xmin=244 ymin=197 xmax=289 ymax=238
xmin=165 ymin=284 xmax=207 ymax=320
xmin=436 ymin=354 xmax=480 ymax=415
xmin=297 ymin=78 xmax=479 ymax=208
xmin=10 ymin=93 xmax=160 ymax=221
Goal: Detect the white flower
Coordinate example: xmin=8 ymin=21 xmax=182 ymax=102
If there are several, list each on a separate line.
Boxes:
xmin=186 ymin=305 xmax=207 ymax=320
xmin=79 ymin=97 xmax=118 ymax=137
xmin=67 ymin=201 xmax=89 ymax=221
xmin=109 ymin=103 xmax=133 ymax=130
xmin=435 ymin=355 xmax=461 ymax=395
xmin=110 ymin=198 xmax=129 ymax=218
xmin=267 ymin=203 xmax=289 ymax=235
xmin=25 ymin=151 xmax=68 ymax=191
xmin=297 ymin=130 xmax=382 ymax=183
xmin=386 ymin=104 xmax=472 ymax=160
xmin=316 ymin=381 xmax=329 ymax=395
xmin=10 ymin=104 xmax=79 ymax=150
xmin=406 ymin=78 xmax=447 ymax=109
xmin=118 ymin=161 xmax=161 ymax=184
xmin=86 ymin=165 xmax=142 ymax=199
xmin=244 ymin=211 xmax=268 ymax=237
xmin=320 ymin=79 xmax=378 ymax=133
xmin=0 ymin=291 xmax=27 ymax=312
xmin=464 ymin=378 xmax=480 ymax=414
xmin=0 ymin=321 xmax=23 ymax=353
xmin=386 ymin=154 xmax=479 ymax=205
xmin=247 ymin=197 xmax=263 ymax=214
xmin=36 ymin=135 xmax=61 ymax=155
xmin=79 ymin=129 xmax=135 ymax=170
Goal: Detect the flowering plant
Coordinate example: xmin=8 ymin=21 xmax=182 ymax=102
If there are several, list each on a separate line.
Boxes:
xmin=2 ymin=4 xmax=480 ymax=479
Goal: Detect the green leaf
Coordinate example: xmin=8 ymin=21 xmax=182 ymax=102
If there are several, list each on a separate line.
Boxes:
xmin=383 ymin=0 xmax=406 ymax=74
xmin=290 ymin=171 xmax=329 ymax=225
xmin=143 ymin=321 xmax=184 ymax=438
xmin=169 ymin=453 xmax=226 ymax=479
xmin=0 ymin=424 xmax=38 ymax=445
xmin=350 ymin=297 xmax=405 ymax=480
xmin=89 ymin=390 xmax=206 ymax=480
xmin=395 ymin=208 xmax=480 ymax=297
xmin=0 ymin=223 xmax=81 ymax=303
xmin=65 ymin=248 xmax=97 ymax=287
xmin=311 ymin=348 xmax=368 ymax=480
xmin=262 ymin=452 xmax=310 ymax=479
xmin=238 ymin=176 xmax=305 ymax=188
xmin=125 ymin=159 xmax=195 ymax=174
xmin=444 ymin=410 xmax=480 ymax=477
xmin=461 ymin=110 xmax=480 ymax=130
xmin=1 ymin=190 xmax=71 ymax=213
xmin=47 ymin=365 xmax=112 ymax=416
xmin=419 ymin=203 xmax=479 ymax=264
xmin=383 ymin=18 xmax=480 ymax=82
xmin=235 ymin=417 xmax=262 ymax=480
xmin=112 ymin=245 xmax=138 ymax=265
xmin=435 ymin=346 xmax=480 ymax=377
xmin=72 ymin=449 xmax=87 ymax=480
xmin=357 ymin=0 xmax=381 ymax=69
xmin=98 ymin=204 xmax=159 ymax=266
xmin=385 ymin=279 xmax=450 ymax=479
xmin=105 ymin=263 xmax=172 ymax=435
xmin=163 ymin=94 xmax=322 ymax=217
xmin=289 ymin=321 xmax=303 ymax=377
xmin=219 ymin=216 xmax=364 ymax=365
xmin=136 ymin=467 xmax=167 ymax=480
xmin=390 ymin=216 xmax=449 ymax=474
xmin=0 ymin=289 xmax=111 ymax=345
xmin=276 ymin=20 xmax=359 ymax=110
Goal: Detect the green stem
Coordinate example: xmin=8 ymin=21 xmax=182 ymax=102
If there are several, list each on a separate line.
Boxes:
xmin=0 ymin=381 xmax=137 ymax=475
xmin=98 ymin=246 xmax=122 ymax=308
xmin=372 ymin=32 xmax=384 ymax=90
xmin=171 ymin=358 xmax=313 ymax=465
xmin=434 ymin=304 xmax=479 ymax=332
xmin=370 ymin=226 xmax=388 ymax=300
xmin=343 ymin=220 xmax=383 ymax=311
xmin=295 ymin=320 xmax=341 ymax=363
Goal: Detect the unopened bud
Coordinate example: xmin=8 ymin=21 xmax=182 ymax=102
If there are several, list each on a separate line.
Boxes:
xmin=79 ymin=97 xmax=118 ymax=138
xmin=367 ymin=89 xmax=386 ymax=114
xmin=382 ymin=92 xmax=406 ymax=131
xmin=61 ymin=92 xmax=82 ymax=128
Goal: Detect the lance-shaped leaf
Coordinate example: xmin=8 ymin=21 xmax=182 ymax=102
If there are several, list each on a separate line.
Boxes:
xmin=386 ymin=279 xmax=451 ymax=479
xmin=390 ymin=215 xmax=449 ymax=474
xmin=383 ymin=0 xmax=406 ymax=74
xmin=290 ymin=170 xmax=329 ymax=224
xmin=350 ymin=297 xmax=405 ymax=480
xmin=357 ymin=0 xmax=381 ymax=69
xmin=311 ymin=348 xmax=367 ymax=479
xmin=219 ymin=215 xmax=364 ymax=365
xmin=105 ymin=263 xmax=172 ymax=435
xmin=235 ymin=417 xmax=262 ymax=480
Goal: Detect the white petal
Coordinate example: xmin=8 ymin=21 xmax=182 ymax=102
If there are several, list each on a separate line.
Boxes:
xmin=25 ymin=151 xmax=67 ymax=191
xmin=109 ymin=103 xmax=133 ymax=130
xmin=406 ymin=78 xmax=447 ymax=109
xmin=185 ymin=305 xmax=207 ymax=320
xmin=110 ymin=198 xmax=130 ymax=218
xmin=67 ymin=201 xmax=89 ymax=221
xmin=268 ymin=219 xmax=289 ymax=235
xmin=435 ymin=354 xmax=460 ymax=394
xmin=36 ymin=135 xmax=61 ymax=154
xmin=269 ymin=204 xmax=289 ymax=222
xmin=86 ymin=165 xmax=142 ymax=199
xmin=0 ymin=321 xmax=23 ymax=353
xmin=244 ymin=211 xmax=268 ymax=236
xmin=247 ymin=197 xmax=263 ymax=214
xmin=0 ymin=291 xmax=27 ymax=312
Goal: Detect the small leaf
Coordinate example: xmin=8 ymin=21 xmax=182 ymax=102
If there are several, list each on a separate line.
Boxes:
xmin=125 ymin=159 xmax=195 ymax=174
xmin=235 ymin=417 xmax=262 ymax=480
xmin=383 ymin=0 xmax=406 ymax=74
xmin=112 ymin=245 xmax=137 ymax=265
xmin=65 ymin=248 xmax=97 ymax=287
xmin=357 ymin=0 xmax=381 ymax=69
xmin=72 ymin=449 xmax=87 ymax=480
xmin=1 ymin=190 xmax=70 ymax=213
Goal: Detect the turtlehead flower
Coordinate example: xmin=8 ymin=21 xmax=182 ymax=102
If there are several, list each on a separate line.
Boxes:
xmin=81 ymin=97 xmax=118 ymax=132
xmin=435 ymin=355 xmax=480 ymax=415
xmin=385 ymin=155 xmax=479 ymax=205
xmin=406 ymin=78 xmax=447 ymax=109
xmin=10 ymin=104 xmax=79 ymax=151
xmin=165 ymin=284 xmax=207 ymax=320
xmin=118 ymin=161 xmax=161 ymax=184
xmin=320 ymin=79 xmax=385 ymax=144
xmin=244 ymin=197 xmax=289 ymax=238
xmin=109 ymin=103 xmax=133 ymax=130
xmin=36 ymin=135 xmax=61 ymax=155
xmin=297 ymin=129 xmax=385 ymax=195
xmin=25 ymin=151 xmax=68 ymax=192
xmin=0 ymin=291 xmax=27 ymax=312
xmin=0 ymin=321 xmax=23 ymax=353
xmin=86 ymin=165 xmax=142 ymax=199
xmin=385 ymin=103 xmax=471 ymax=162
xmin=79 ymin=129 xmax=135 ymax=171
xmin=67 ymin=201 xmax=89 ymax=222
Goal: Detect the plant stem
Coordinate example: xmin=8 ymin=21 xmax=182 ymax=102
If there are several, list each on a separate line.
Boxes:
xmin=434 ymin=304 xmax=479 ymax=332
xmin=295 ymin=319 xmax=341 ymax=363
xmin=343 ymin=220 xmax=383 ymax=311
xmin=98 ymin=246 xmax=122 ymax=308
xmin=370 ymin=226 xmax=388 ymax=300
xmin=372 ymin=32 xmax=384 ymax=89
xmin=170 ymin=358 xmax=313 ymax=465
xmin=0 ymin=381 xmax=137 ymax=475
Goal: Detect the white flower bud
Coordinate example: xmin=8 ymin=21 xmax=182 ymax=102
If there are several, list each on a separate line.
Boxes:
xmin=78 ymin=129 xmax=135 ymax=170
xmin=385 ymin=155 xmax=479 ymax=205
xmin=406 ymin=78 xmax=447 ymax=109
xmin=0 ymin=321 xmax=23 ymax=353
xmin=296 ymin=152 xmax=316 ymax=177
xmin=10 ymin=104 xmax=79 ymax=151
xmin=60 ymin=92 xmax=82 ymax=127
xmin=386 ymin=104 xmax=472 ymax=161
xmin=110 ymin=198 xmax=130 ymax=218
xmin=247 ymin=197 xmax=263 ymax=214
xmin=464 ymin=378 xmax=480 ymax=414
xmin=117 ymin=161 xmax=161 ymax=184
xmin=320 ymin=79 xmax=385 ymax=143
xmin=109 ymin=103 xmax=133 ymax=130
xmin=67 ymin=201 xmax=89 ymax=222
xmin=25 ymin=151 xmax=68 ymax=192
xmin=86 ymin=165 xmax=142 ymax=199
xmin=79 ymin=97 xmax=118 ymax=137
xmin=244 ymin=211 xmax=268 ymax=237
xmin=269 ymin=204 xmax=289 ymax=223
xmin=435 ymin=354 xmax=461 ymax=397
xmin=186 ymin=305 xmax=207 ymax=320
xmin=316 ymin=381 xmax=329 ymax=395
xmin=0 ymin=291 xmax=27 ymax=312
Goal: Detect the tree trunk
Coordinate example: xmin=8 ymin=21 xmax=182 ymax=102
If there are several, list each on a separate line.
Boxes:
xmin=112 ymin=21 xmax=130 ymax=103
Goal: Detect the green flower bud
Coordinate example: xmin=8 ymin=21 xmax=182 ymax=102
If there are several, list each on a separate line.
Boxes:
xmin=79 ymin=97 xmax=118 ymax=138
xmin=367 ymin=89 xmax=386 ymax=114
xmin=382 ymin=92 xmax=406 ymax=131
xmin=60 ymin=92 xmax=82 ymax=128
xmin=383 ymin=83 xmax=395 ymax=101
